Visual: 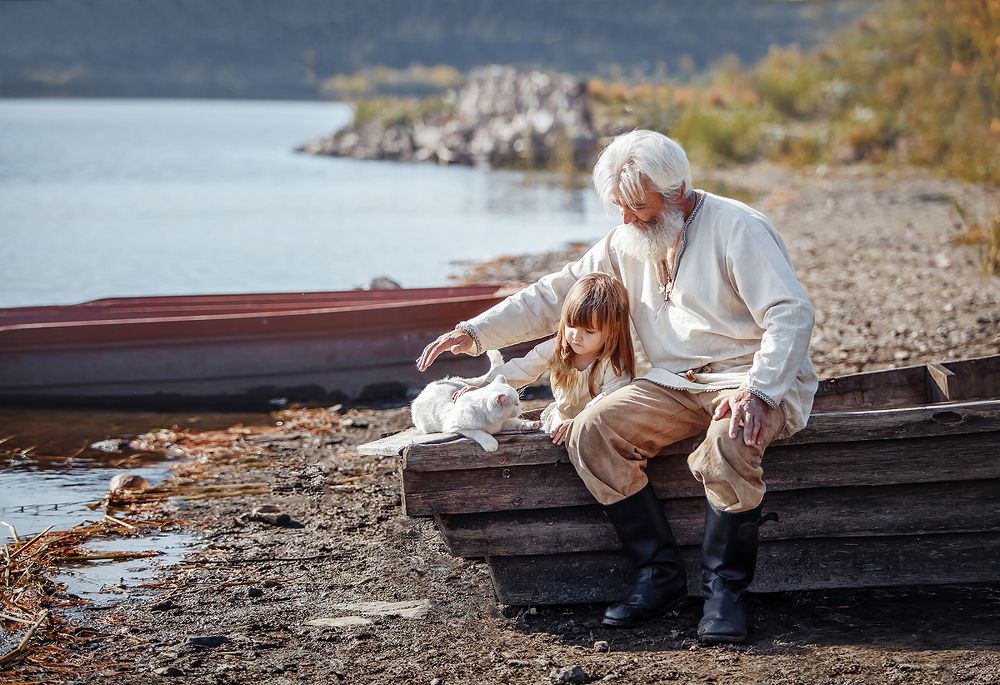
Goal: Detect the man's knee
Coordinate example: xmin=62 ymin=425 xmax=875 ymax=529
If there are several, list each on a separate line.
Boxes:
xmin=687 ymin=435 xmax=766 ymax=512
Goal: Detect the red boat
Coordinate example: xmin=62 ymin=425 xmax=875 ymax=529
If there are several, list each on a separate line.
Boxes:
xmin=0 ymin=285 xmax=529 ymax=409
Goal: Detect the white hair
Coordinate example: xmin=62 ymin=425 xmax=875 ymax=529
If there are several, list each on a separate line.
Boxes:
xmin=592 ymin=130 xmax=692 ymax=212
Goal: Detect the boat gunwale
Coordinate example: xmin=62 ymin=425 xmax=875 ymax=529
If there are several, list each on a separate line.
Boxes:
xmin=0 ymin=284 xmax=524 ymax=330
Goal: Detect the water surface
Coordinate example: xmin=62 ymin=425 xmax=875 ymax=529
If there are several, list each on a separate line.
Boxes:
xmin=0 ymin=409 xmax=268 ymax=605
xmin=0 ymin=98 xmax=613 ymax=308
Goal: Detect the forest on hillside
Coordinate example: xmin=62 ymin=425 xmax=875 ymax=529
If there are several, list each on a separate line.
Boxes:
xmin=0 ymin=0 xmax=867 ymax=98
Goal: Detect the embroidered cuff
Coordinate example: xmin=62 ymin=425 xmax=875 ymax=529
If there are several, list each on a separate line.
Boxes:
xmin=456 ymin=322 xmax=484 ymax=356
xmin=739 ymin=384 xmax=778 ymax=409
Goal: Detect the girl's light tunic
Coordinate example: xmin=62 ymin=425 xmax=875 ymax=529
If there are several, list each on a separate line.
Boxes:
xmin=482 ymin=337 xmax=631 ymax=432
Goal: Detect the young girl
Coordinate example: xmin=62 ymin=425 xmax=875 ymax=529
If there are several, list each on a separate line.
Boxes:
xmin=454 ymin=272 xmax=636 ymax=445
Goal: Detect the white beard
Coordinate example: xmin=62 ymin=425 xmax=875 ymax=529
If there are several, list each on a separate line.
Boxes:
xmin=617 ymin=202 xmax=685 ymax=263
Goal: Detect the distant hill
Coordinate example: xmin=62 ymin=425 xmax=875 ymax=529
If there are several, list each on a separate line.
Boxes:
xmin=0 ymin=0 xmax=871 ymax=99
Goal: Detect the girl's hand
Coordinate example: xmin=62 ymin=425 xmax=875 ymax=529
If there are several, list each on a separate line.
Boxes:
xmin=451 ymin=385 xmax=478 ymax=402
xmin=550 ymin=419 xmax=574 ymax=445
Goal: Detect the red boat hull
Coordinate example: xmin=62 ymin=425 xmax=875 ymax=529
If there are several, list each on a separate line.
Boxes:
xmin=0 ymin=286 xmax=536 ymax=409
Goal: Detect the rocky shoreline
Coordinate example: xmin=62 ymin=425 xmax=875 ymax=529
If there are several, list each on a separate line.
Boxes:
xmin=298 ymin=66 xmax=597 ymax=169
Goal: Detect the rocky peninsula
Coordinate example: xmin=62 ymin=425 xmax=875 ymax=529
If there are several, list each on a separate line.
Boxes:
xmin=298 ymin=66 xmax=597 ymax=169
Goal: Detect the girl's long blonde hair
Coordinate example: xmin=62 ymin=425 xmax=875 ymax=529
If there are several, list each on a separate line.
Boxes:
xmin=551 ymin=273 xmax=635 ymax=397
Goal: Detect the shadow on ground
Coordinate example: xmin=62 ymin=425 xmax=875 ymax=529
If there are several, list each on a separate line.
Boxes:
xmin=511 ymin=584 xmax=1000 ymax=653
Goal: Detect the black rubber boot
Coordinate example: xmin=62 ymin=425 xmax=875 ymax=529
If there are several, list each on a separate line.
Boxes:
xmin=602 ymin=483 xmax=688 ymax=627
xmin=697 ymin=502 xmax=777 ymax=644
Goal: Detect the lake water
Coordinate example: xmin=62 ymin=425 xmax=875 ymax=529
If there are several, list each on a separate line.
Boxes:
xmin=0 ymin=98 xmax=613 ymax=308
xmin=0 ymin=408 xmax=269 ymax=602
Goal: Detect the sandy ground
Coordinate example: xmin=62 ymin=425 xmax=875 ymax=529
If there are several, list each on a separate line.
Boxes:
xmin=6 ymin=162 xmax=1000 ymax=684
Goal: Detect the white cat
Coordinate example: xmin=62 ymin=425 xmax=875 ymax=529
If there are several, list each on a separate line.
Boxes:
xmin=411 ymin=351 xmax=541 ymax=452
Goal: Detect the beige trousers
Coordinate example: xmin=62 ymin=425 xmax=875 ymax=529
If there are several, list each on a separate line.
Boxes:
xmin=566 ymin=380 xmax=786 ymax=513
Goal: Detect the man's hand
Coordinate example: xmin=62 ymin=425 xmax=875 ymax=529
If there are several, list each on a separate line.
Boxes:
xmin=550 ymin=419 xmax=574 ymax=446
xmin=713 ymin=391 xmax=771 ymax=447
xmin=416 ymin=328 xmax=474 ymax=371
xmin=451 ymin=384 xmax=478 ymax=402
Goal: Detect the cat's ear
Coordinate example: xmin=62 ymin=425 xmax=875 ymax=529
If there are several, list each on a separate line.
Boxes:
xmin=495 ymin=393 xmax=506 ymax=406
xmin=495 ymin=374 xmax=507 ymax=385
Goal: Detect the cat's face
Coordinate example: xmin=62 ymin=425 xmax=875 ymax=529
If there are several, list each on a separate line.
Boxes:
xmin=469 ymin=374 xmax=520 ymax=420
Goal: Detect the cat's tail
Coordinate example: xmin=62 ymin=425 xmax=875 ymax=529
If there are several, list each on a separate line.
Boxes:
xmin=459 ymin=349 xmax=505 ymax=386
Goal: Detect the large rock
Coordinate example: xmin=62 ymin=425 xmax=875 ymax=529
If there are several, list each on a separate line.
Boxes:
xmin=300 ymin=66 xmax=597 ymax=170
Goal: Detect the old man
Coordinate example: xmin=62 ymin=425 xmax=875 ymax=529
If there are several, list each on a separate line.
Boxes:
xmin=417 ymin=130 xmax=817 ymax=644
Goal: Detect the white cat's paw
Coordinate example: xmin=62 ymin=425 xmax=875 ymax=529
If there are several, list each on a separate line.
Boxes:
xmin=526 ymin=420 xmax=543 ymax=430
xmin=479 ymin=436 xmax=499 ymax=452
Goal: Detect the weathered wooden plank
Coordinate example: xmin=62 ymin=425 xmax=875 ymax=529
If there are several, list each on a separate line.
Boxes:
xmin=400 ymin=400 xmax=1000 ymax=472
xmin=487 ymin=532 xmax=1000 ymax=605
xmin=437 ymin=479 xmax=1000 ymax=556
xmin=401 ymin=431 xmax=1000 ymax=516
xmin=811 ymin=364 xmax=928 ymax=412
xmin=926 ymin=362 xmax=957 ymax=403
xmin=358 ymin=414 xmax=546 ymax=458
xmin=358 ymin=427 xmax=458 ymax=457
xmin=939 ymin=355 xmax=1000 ymax=403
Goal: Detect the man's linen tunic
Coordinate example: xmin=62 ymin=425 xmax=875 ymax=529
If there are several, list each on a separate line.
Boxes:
xmin=460 ymin=192 xmax=818 ymax=439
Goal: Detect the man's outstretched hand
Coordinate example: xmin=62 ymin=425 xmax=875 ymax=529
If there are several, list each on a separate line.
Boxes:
xmin=713 ymin=391 xmax=771 ymax=447
xmin=416 ymin=328 xmax=474 ymax=371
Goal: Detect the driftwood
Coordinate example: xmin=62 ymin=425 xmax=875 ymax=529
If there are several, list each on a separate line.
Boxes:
xmin=0 ymin=609 xmax=50 ymax=668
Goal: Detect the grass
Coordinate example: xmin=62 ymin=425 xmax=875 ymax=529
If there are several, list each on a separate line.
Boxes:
xmin=352 ymin=96 xmax=451 ymax=128
xmin=588 ymin=0 xmax=998 ymax=184
xmin=954 ymin=214 xmax=1000 ymax=275
xmin=323 ymin=64 xmax=461 ymax=99
xmin=338 ymin=1 xmax=998 ymax=183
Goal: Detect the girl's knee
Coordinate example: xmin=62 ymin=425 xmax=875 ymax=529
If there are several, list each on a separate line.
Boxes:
xmin=566 ymin=403 xmax=609 ymax=453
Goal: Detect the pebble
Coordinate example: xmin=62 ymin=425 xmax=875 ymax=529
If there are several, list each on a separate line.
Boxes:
xmin=550 ymin=665 xmax=590 ymax=684
xmin=153 ymin=666 xmax=184 ymax=677
xmin=90 ymin=438 xmax=129 ymax=452
xmin=262 ymin=579 xmax=279 ymax=588
xmin=246 ymin=505 xmax=293 ymax=527
xmin=593 ymin=640 xmax=609 ymax=652
xmin=151 ymin=600 xmax=176 ymax=612
xmin=331 ymin=599 xmax=431 ymax=619
xmin=184 ymin=635 xmax=229 ymax=648
xmin=248 ymin=587 xmax=264 ymax=598
xmin=304 ymin=616 xmax=373 ymax=628
xmin=108 ymin=473 xmax=150 ymax=493
xmin=339 ymin=417 xmax=370 ymax=428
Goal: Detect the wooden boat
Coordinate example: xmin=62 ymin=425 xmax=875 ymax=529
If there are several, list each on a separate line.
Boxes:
xmin=361 ymin=354 xmax=1000 ymax=605
xmin=0 ymin=285 xmax=531 ymax=409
